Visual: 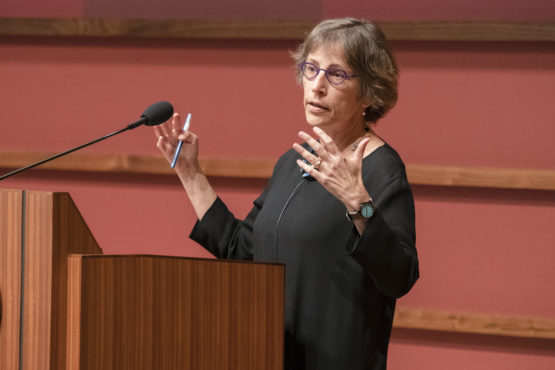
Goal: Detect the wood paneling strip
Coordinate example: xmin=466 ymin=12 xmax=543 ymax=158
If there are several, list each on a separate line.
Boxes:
xmin=405 ymin=164 xmax=555 ymax=191
xmin=22 ymin=191 xmax=55 ymax=370
xmin=394 ymin=307 xmax=555 ymax=339
xmin=20 ymin=192 xmax=103 ymax=370
xmin=0 ymin=189 xmax=24 ymax=370
xmin=1 ymin=151 xmax=554 ymax=191
xmin=1 ymin=18 xmax=554 ymax=41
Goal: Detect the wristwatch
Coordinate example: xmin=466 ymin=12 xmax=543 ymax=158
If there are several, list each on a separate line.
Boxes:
xmin=346 ymin=199 xmax=376 ymax=221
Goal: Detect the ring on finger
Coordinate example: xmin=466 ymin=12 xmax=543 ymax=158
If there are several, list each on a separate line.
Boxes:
xmin=313 ymin=158 xmax=322 ymax=171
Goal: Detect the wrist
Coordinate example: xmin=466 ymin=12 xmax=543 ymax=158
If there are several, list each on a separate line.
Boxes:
xmin=343 ymin=187 xmax=371 ymax=211
xmin=346 ymin=198 xmax=376 ymax=221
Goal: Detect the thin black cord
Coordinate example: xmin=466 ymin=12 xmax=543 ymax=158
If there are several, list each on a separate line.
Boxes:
xmin=274 ymin=179 xmax=305 ymax=262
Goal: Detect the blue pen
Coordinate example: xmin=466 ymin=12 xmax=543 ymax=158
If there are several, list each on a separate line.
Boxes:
xmin=170 ymin=113 xmax=192 ymax=168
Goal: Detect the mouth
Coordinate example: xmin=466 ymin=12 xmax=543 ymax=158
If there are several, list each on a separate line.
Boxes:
xmin=307 ymin=101 xmax=329 ymax=111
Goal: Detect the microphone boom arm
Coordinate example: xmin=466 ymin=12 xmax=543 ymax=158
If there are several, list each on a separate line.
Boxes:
xmin=1 ymin=122 xmax=138 ymax=181
xmin=0 ymin=101 xmax=173 ymax=181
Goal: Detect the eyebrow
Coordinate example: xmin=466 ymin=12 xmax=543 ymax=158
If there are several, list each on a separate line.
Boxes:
xmin=306 ymin=59 xmax=346 ymax=70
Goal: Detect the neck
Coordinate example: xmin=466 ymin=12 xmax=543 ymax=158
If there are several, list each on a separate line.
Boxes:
xmin=318 ymin=120 xmax=371 ymax=153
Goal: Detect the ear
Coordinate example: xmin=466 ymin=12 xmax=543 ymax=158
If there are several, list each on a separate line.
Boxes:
xmin=363 ymin=95 xmax=373 ymax=107
xmin=361 ymin=94 xmax=372 ymax=108
xmin=362 ymin=102 xmax=371 ymax=115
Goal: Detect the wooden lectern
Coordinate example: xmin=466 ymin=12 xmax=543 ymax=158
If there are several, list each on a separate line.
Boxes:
xmin=0 ymin=189 xmax=284 ymax=370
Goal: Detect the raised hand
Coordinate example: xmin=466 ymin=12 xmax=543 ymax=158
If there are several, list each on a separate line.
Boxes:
xmin=154 ymin=112 xmax=200 ymax=173
xmin=293 ymin=126 xmax=371 ymax=213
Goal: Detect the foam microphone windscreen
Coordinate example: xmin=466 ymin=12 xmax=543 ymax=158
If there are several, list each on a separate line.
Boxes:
xmin=141 ymin=101 xmax=174 ymax=126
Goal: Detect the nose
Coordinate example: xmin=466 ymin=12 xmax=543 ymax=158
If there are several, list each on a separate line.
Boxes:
xmin=310 ymin=70 xmax=328 ymax=94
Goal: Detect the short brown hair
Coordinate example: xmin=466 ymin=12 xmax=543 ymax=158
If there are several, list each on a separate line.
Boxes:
xmin=292 ymin=18 xmax=398 ymax=123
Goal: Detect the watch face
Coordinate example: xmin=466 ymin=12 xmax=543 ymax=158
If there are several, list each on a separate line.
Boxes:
xmin=360 ymin=203 xmax=375 ymax=218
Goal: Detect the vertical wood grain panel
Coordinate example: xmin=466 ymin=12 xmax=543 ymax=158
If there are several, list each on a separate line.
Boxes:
xmin=50 ymin=193 xmax=103 ymax=370
xmin=0 ymin=189 xmax=23 ymax=370
xmin=22 ymin=191 xmax=54 ymax=370
xmin=0 ymin=190 xmax=103 ymax=370
xmin=65 ymin=255 xmax=82 ymax=370
xmin=66 ymin=255 xmax=284 ymax=370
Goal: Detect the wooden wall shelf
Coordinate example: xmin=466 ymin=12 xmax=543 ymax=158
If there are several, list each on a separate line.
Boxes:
xmin=1 ymin=151 xmax=554 ymax=191
xmin=394 ymin=307 xmax=555 ymax=340
xmin=0 ymin=18 xmax=554 ymax=42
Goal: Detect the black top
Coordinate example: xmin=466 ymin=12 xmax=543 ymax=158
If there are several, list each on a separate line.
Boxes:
xmin=191 ymin=143 xmax=419 ymax=370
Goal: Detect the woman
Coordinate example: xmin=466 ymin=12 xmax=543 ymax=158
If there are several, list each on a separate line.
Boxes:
xmin=155 ymin=18 xmax=419 ymax=370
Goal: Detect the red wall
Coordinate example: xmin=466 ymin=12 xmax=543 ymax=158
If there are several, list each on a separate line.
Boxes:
xmin=1 ymin=1 xmax=554 ymax=369
xmin=2 ymin=0 xmax=554 ymax=20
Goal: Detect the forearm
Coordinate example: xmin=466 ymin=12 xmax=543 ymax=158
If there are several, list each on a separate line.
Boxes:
xmin=347 ymin=180 xmax=419 ymax=298
xmin=176 ymin=163 xmax=217 ymax=220
xmin=351 ymin=211 xmax=418 ymax=298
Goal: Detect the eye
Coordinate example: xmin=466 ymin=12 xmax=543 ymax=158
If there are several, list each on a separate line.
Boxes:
xmin=328 ymin=69 xmax=346 ymax=79
xmin=305 ymin=64 xmax=317 ymax=73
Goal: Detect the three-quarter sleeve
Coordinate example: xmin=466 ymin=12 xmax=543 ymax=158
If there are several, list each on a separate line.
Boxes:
xmin=189 ymin=196 xmax=257 ymax=260
xmin=347 ymin=165 xmax=419 ymax=299
xmin=189 ymin=174 xmax=275 ymax=260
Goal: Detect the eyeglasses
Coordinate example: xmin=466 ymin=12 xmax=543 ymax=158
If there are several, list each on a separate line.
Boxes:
xmin=299 ymin=61 xmax=358 ymax=85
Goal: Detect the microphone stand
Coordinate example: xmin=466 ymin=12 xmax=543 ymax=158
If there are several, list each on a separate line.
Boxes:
xmin=0 ymin=122 xmax=142 ymax=181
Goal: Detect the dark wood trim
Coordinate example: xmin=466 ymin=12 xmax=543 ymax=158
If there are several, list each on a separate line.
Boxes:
xmin=1 ymin=151 xmax=554 ymax=190
xmin=1 ymin=18 xmax=554 ymax=41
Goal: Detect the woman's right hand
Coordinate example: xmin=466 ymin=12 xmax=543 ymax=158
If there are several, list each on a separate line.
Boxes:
xmin=154 ymin=112 xmax=201 ymax=175
xmin=154 ymin=112 xmax=217 ymax=219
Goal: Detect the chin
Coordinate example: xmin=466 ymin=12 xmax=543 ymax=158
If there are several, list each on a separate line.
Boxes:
xmin=305 ymin=113 xmax=328 ymax=127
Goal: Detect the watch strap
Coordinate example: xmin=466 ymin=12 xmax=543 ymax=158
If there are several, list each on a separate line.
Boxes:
xmin=345 ymin=199 xmax=375 ymax=221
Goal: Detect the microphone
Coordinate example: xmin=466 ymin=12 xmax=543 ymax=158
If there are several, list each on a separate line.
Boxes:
xmin=127 ymin=101 xmax=174 ymax=129
xmin=0 ymin=101 xmax=174 ymax=181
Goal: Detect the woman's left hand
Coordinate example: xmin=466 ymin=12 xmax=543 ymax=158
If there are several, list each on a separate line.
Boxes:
xmin=293 ymin=127 xmax=371 ymax=212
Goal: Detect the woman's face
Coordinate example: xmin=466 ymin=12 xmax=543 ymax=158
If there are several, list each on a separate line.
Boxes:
xmin=302 ymin=43 xmax=369 ymax=135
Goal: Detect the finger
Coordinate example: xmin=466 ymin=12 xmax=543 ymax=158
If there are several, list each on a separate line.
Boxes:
xmin=159 ymin=119 xmax=171 ymax=138
xmin=312 ymin=126 xmax=339 ymax=153
xmin=354 ymin=137 xmax=370 ymax=159
xmin=156 ymin=118 xmax=174 ymax=137
xmin=162 ymin=113 xmax=181 ymax=140
xmin=156 ymin=136 xmax=173 ymax=160
xmin=171 ymin=113 xmax=183 ymax=132
xmin=156 ymin=135 xmax=164 ymax=149
xmin=296 ymin=159 xmax=322 ymax=179
xmin=293 ymin=142 xmax=319 ymax=164
xmin=153 ymin=125 xmax=163 ymax=138
xmin=178 ymin=131 xmax=197 ymax=144
xmin=298 ymin=131 xmax=323 ymax=154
